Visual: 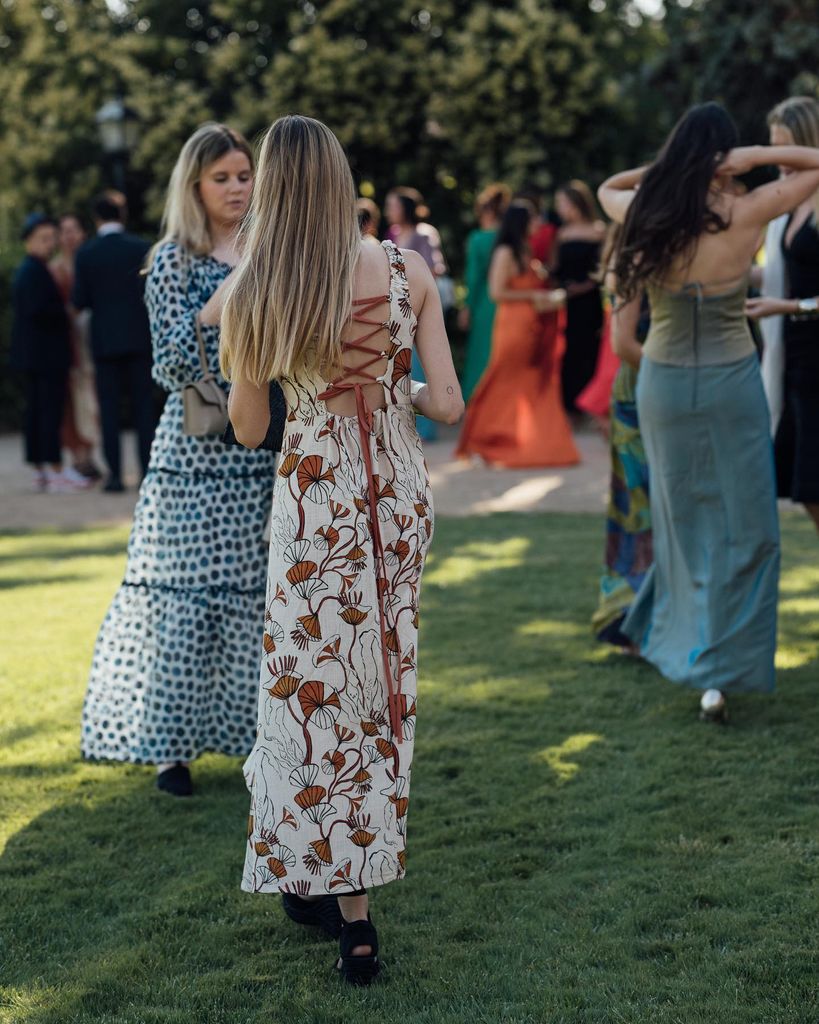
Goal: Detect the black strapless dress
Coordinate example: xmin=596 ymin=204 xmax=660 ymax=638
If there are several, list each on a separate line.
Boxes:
xmin=777 ymin=214 xmax=819 ymax=503
xmin=554 ymin=238 xmax=604 ymax=413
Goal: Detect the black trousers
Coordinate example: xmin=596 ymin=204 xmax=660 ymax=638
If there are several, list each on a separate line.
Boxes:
xmin=94 ymin=353 xmax=156 ymax=482
xmin=23 ymin=371 xmax=68 ymax=466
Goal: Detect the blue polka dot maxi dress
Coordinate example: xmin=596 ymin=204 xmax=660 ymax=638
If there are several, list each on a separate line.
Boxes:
xmin=81 ymin=243 xmax=277 ymax=764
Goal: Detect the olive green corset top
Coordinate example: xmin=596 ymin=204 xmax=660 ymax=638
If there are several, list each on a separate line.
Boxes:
xmin=643 ymin=277 xmax=755 ymax=367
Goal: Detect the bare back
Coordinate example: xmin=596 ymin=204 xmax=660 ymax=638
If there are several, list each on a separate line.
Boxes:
xmin=660 ymin=190 xmax=762 ymax=294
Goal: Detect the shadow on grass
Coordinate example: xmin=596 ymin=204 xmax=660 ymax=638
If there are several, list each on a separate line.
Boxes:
xmin=0 ymin=733 xmax=612 ymax=1024
xmin=0 ymin=573 xmax=87 ymax=591
xmin=0 ymin=536 xmax=128 ymax=565
xmin=0 ymin=765 xmax=270 ymax=1020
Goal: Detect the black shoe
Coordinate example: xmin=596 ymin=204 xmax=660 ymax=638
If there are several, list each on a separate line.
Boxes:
xmin=103 ymin=477 xmax=125 ymax=494
xmin=282 ymin=893 xmax=343 ymax=939
xmin=337 ymin=916 xmax=380 ymax=986
xmin=75 ymin=460 xmax=103 ymax=481
xmin=156 ymin=764 xmax=193 ymax=797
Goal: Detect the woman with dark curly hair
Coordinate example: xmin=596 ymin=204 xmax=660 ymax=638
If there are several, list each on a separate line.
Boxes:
xmin=599 ymin=102 xmax=819 ymax=722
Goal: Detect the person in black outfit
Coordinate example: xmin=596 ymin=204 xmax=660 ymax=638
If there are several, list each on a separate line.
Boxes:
xmin=748 ymin=209 xmax=819 ymax=530
xmin=552 ymin=180 xmax=606 ymax=415
xmin=777 ymin=212 xmax=819 ymax=529
xmin=747 ymin=96 xmax=819 ymax=532
xmin=72 ymin=194 xmax=155 ymax=492
xmin=10 ymin=214 xmax=76 ymax=491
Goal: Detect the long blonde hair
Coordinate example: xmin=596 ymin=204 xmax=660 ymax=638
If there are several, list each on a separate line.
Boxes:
xmin=148 ymin=123 xmax=253 ymax=266
xmin=220 ymin=115 xmax=360 ymax=384
xmin=768 ymin=96 xmax=819 ymax=220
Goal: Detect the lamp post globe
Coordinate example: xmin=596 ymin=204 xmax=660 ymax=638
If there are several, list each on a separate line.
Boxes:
xmin=95 ymin=98 xmax=139 ymax=192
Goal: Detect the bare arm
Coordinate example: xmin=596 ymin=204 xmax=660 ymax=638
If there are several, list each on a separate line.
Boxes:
xmin=745 ymin=295 xmax=805 ymax=320
xmin=199 ymin=273 xmax=234 ymax=326
xmin=723 ymin=146 xmax=819 ymax=226
xmin=227 ymin=376 xmax=271 ymax=449
xmin=597 ymin=167 xmax=648 ymax=224
xmin=404 ymin=250 xmax=464 ymax=425
xmin=611 ymin=295 xmax=644 ymax=370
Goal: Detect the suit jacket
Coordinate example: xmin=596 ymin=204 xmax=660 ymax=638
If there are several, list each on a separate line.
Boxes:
xmin=10 ymin=255 xmax=71 ymax=374
xmin=72 ymin=231 xmax=152 ymax=360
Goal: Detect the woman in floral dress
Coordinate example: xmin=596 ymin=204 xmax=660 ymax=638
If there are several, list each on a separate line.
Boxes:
xmin=221 ymin=115 xmax=463 ymax=985
xmin=81 ymin=125 xmax=278 ymax=796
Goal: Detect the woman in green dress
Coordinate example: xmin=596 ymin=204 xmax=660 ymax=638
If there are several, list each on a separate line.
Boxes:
xmin=460 ymin=184 xmax=511 ymax=400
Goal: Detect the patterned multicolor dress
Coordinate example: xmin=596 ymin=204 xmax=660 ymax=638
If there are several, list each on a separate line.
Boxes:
xmin=242 ymin=241 xmax=433 ymax=895
xmin=81 ymin=244 xmax=277 ymax=763
xmin=592 ymin=297 xmax=652 ymax=645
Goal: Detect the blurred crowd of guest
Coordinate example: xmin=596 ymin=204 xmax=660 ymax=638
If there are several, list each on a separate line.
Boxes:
xmin=355 ymin=177 xmax=610 ymax=466
xmin=10 ymin=191 xmax=155 ymax=494
xmin=11 ymin=173 xmax=609 ymax=491
xmin=20 ymin=148 xmax=811 ymax=501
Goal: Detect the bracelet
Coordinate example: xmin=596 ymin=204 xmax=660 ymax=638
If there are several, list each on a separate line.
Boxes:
xmin=789 ymin=296 xmax=819 ymax=320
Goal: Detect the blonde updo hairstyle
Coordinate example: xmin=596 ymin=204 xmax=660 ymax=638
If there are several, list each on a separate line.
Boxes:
xmin=149 ymin=122 xmax=254 ymax=265
xmin=220 ymin=115 xmax=360 ymax=385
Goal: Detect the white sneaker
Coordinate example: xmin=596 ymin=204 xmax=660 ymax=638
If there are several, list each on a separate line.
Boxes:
xmin=62 ymin=465 xmax=94 ymax=488
xmin=44 ymin=469 xmax=88 ymax=494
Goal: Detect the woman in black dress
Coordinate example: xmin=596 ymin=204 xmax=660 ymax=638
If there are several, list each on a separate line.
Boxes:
xmin=552 ymin=180 xmax=606 ymax=414
xmin=747 ymin=96 xmax=819 ymax=530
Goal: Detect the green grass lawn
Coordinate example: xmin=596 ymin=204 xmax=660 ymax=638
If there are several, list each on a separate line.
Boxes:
xmin=1 ymin=513 xmax=818 ymax=1024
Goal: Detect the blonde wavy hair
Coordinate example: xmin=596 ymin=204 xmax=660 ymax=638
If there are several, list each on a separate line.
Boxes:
xmin=220 ymin=115 xmax=360 ymax=384
xmin=768 ymin=96 xmax=819 ymax=220
xmin=148 ymin=122 xmax=253 ymax=266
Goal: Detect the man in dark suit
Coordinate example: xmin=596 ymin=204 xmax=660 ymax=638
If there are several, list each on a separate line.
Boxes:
xmin=72 ymin=194 xmax=155 ymax=492
xmin=10 ymin=214 xmax=77 ymax=492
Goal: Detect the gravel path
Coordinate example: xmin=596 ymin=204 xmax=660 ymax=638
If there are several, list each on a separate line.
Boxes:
xmin=0 ymin=425 xmax=610 ymax=532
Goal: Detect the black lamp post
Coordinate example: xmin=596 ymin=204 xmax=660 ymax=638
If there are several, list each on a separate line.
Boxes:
xmin=95 ymin=97 xmax=140 ymax=194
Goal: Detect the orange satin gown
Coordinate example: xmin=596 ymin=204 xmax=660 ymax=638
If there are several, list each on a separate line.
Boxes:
xmin=456 ymin=267 xmax=580 ymax=468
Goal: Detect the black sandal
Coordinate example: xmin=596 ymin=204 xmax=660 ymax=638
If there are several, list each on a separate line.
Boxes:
xmin=337 ymin=916 xmax=380 ymax=986
xmin=281 ymin=893 xmax=343 ymax=939
xmin=156 ymin=764 xmax=193 ymax=797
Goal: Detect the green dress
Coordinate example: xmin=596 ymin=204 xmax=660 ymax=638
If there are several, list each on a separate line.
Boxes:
xmin=461 ymin=228 xmax=498 ymax=400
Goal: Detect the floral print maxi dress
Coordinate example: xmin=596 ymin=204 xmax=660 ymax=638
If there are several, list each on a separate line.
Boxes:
xmin=242 ymin=241 xmax=433 ymax=895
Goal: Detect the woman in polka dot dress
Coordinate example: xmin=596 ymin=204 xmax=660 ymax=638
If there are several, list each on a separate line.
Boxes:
xmin=222 ymin=116 xmax=464 ymax=985
xmin=81 ymin=124 xmax=278 ymax=796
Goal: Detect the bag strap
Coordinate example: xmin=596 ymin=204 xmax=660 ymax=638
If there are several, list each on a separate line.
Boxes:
xmin=194 ymin=315 xmax=214 ymax=380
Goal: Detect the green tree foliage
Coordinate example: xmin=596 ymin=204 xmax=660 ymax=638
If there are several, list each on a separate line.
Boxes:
xmin=428 ymin=0 xmax=635 ymax=195
xmin=0 ymin=0 xmax=661 ymax=243
xmin=1 ymin=0 xmax=817 ymax=251
xmin=645 ymin=0 xmax=819 ymax=145
xmin=0 ymin=0 xmax=122 ymax=224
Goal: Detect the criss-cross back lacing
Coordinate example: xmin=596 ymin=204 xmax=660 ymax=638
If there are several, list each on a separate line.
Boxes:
xmin=317 ymin=294 xmax=406 ymax=743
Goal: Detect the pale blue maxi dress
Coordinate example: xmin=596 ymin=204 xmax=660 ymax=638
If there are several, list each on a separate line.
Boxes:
xmin=623 ymin=278 xmax=779 ymax=693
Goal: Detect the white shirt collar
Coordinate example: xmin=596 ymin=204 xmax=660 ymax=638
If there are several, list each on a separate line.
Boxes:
xmin=98 ymin=222 xmax=125 ymax=237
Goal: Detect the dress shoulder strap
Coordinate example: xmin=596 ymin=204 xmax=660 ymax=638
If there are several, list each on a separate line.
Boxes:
xmin=380 ymin=239 xmax=416 ymax=325
xmin=381 ymin=239 xmax=409 ymax=292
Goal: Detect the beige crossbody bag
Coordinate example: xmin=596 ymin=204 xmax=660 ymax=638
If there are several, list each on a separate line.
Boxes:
xmin=181 ymin=316 xmax=229 ymax=437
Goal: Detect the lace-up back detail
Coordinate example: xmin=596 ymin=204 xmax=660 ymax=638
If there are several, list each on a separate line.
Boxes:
xmin=279 ymin=240 xmax=416 ymax=425
xmin=319 ymin=293 xmax=392 ymax=418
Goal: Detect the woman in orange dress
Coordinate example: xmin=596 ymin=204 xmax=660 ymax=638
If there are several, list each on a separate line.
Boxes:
xmin=456 ymin=201 xmax=580 ymax=467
